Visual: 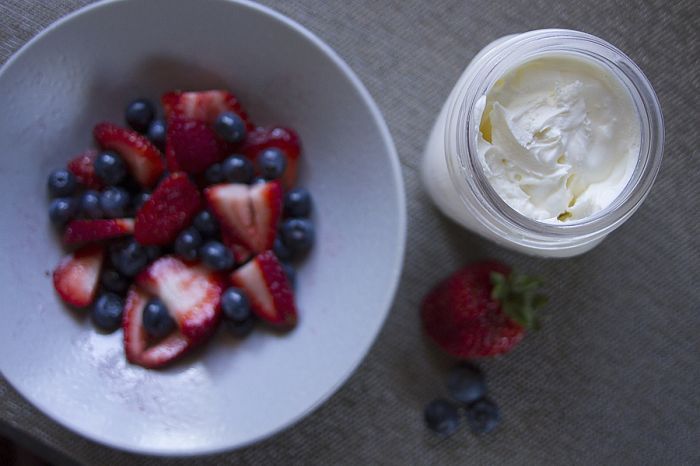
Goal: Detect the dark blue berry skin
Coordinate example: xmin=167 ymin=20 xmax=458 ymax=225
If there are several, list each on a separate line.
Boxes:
xmin=280 ymin=218 xmax=315 ymax=258
xmin=91 ymin=293 xmax=124 ymax=332
xmin=101 ymin=268 xmax=129 ymax=294
xmin=100 ymin=187 xmax=130 ymax=218
xmin=47 ymin=169 xmax=77 ymax=197
xmin=193 ymin=210 xmax=219 ymax=238
xmin=221 ymin=288 xmax=251 ymax=321
xmin=226 ymin=317 xmax=255 ymax=338
xmin=250 ymin=176 xmax=267 ymax=185
xmin=282 ymin=263 xmax=296 ymax=289
xmin=257 ymin=148 xmax=287 ymax=180
xmin=200 ymin=241 xmax=234 ymax=270
xmin=131 ymin=191 xmax=151 ymax=214
xmin=125 ymin=98 xmax=155 ymax=133
xmin=94 ymin=151 xmax=127 ymax=186
xmin=222 ymin=155 xmax=253 ymax=184
xmin=110 ymin=240 xmax=149 ymax=277
xmin=142 ymin=297 xmax=175 ymax=338
xmin=80 ymin=190 xmax=102 ymax=219
xmin=204 ymin=163 xmax=225 ymax=185
xmin=49 ymin=197 xmax=78 ymax=225
xmin=283 ymin=188 xmax=312 ymax=218
xmin=424 ymin=399 xmax=460 ymax=436
xmin=273 ymin=238 xmax=293 ymax=262
xmin=147 ymin=119 xmax=167 ymax=150
xmin=465 ymin=398 xmax=500 ymax=434
xmin=214 ymin=112 xmax=246 ymax=143
xmin=447 ymin=363 xmax=487 ymax=405
xmin=174 ymin=227 xmax=202 ymax=261
xmin=145 ymin=245 xmax=162 ymax=262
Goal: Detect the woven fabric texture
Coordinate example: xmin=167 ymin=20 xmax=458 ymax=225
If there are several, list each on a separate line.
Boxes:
xmin=1 ymin=0 xmax=698 ymax=464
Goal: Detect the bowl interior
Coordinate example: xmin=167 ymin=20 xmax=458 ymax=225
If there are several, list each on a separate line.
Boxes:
xmin=0 ymin=0 xmax=405 ymax=455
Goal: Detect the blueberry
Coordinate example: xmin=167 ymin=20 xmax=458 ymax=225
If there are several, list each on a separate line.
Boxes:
xmin=147 ymin=119 xmax=166 ymax=150
xmin=110 ymin=239 xmax=149 ymax=277
xmin=142 ymin=297 xmax=175 ymax=338
xmin=280 ymin=218 xmax=314 ymax=258
xmin=131 ymin=191 xmax=151 ymax=213
xmin=465 ymin=398 xmax=500 ymax=434
xmin=283 ymin=188 xmax=312 ymax=218
xmin=145 ymin=245 xmax=162 ymax=262
xmin=101 ymin=268 xmax=129 ymax=294
xmin=214 ymin=112 xmax=246 ymax=143
xmin=200 ymin=241 xmax=234 ymax=270
xmin=273 ymin=238 xmax=292 ymax=262
xmin=94 ymin=151 xmax=127 ymax=186
xmin=221 ymin=288 xmax=251 ymax=321
xmin=282 ymin=263 xmax=296 ymax=288
xmin=91 ymin=292 xmax=124 ymax=332
xmin=447 ymin=363 xmax=487 ymax=405
xmin=80 ymin=190 xmax=102 ymax=219
xmin=257 ymin=148 xmax=287 ymax=180
xmin=47 ymin=169 xmax=77 ymax=197
xmin=222 ymin=155 xmax=253 ymax=183
xmin=204 ymin=163 xmax=225 ymax=185
xmin=250 ymin=176 xmax=267 ymax=185
xmin=424 ymin=399 xmax=460 ymax=436
xmin=100 ymin=187 xmax=130 ymax=218
xmin=49 ymin=197 xmax=78 ymax=225
xmin=174 ymin=227 xmax=202 ymax=261
xmin=226 ymin=316 xmax=256 ymax=338
xmin=125 ymin=98 xmax=155 ymax=133
xmin=193 ymin=210 xmax=219 ymax=238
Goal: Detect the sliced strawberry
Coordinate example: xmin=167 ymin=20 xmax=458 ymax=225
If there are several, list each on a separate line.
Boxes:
xmin=134 ymin=172 xmax=201 ymax=246
xmin=230 ymin=251 xmax=297 ymax=327
xmin=241 ymin=127 xmax=301 ymax=188
xmin=67 ymin=149 xmax=103 ymax=190
xmin=162 ymin=90 xmax=253 ymax=129
xmin=53 ymin=244 xmax=105 ymax=308
xmin=93 ymin=122 xmax=165 ymax=187
xmin=205 ymin=183 xmax=256 ymax=250
xmin=136 ymin=256 xmax=225 ymax=344
xmin=63 ymin=219 xmax=134 ymax=244
xmin=165 ymin=117 xmax=223 ymax=174
xmin=249 ymin=180 xmax=282 ymax=252
xmin=205 ymin=181 xmax=281 ymax=255
xmin=123 ymin=287 xmax=192 ymax=369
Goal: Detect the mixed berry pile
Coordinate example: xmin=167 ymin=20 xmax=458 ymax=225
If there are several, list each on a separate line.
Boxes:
xmin=48 ymin=90 xmax=313 ymax=368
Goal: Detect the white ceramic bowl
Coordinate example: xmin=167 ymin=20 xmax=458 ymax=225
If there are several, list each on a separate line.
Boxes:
xmin=0 ymin=0 xmax=405 ymax=455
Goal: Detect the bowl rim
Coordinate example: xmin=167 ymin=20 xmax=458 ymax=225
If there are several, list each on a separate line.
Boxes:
xmin=0 ymin=0 xmax=407 ymax=456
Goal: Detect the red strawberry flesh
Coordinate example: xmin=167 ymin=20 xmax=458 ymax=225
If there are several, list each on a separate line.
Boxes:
xmin=67 ymin=149 xmax=103 ymax=190
xmin=123 ymin=287 xmax=191 ymax=369
xmin=63 ymin=219 xmax=134 ymax=244
xmin=230 ymin=251 xmax=297 ymax=326
xmin=241 ymin=127 xmax=301 ymax=188
xmin=134 ymin=172 xmax=201 ymax=246
xmin=165 ymin=117 xmax=223 ymax=174
xmin=162 ymin=90 xmax=253 ymax=129
xmin=136 ymin=256 xmax=224 ymax=343
xmin=421 ymin=261 xmax=526 ymax=358
xmin=53 ymin=244 xmax=104 ymax=308
xmin=93 ymin=122 xmax=165 ymax=187
xmin=249 ymin=180 xmax=282 ymax=251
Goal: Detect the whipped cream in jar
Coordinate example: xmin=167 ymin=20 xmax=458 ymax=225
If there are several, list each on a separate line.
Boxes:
xmin=422 ymin=29 xmax=664 ymax=257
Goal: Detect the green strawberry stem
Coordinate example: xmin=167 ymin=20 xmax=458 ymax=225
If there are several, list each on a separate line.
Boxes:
xmin=490 ymin=271 xmax=547 ymax=330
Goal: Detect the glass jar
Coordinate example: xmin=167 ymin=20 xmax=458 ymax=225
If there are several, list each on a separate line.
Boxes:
xmin=421 ymin=29 xmax=664 ymax=257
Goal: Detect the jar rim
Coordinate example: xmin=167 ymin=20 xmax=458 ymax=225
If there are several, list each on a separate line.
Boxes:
xmin=447 ymin=29 xmax=664 ymax=242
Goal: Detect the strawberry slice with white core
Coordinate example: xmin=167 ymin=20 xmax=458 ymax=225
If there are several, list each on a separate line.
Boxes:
xmin=162 ymin=90 xmax=253 ymax=130
xmin=93 ymin=122 xmax=165 ymax=187
xmin=249 ymin=180 xmax=282 ymax=251
xmin=53 ymin=244 xmax=105 ymax=308
xmin=123 ymin=287 xmax=191 ymax=368
xmin=63 ymin=219 xmax=134 ymax=244
xmin=136 ymin=256 xmax=224 ymax=343
xmin=205 ymin=181 xmax=281 ymax=255
xmin=230 ymin=251 xmax=297 ymax=327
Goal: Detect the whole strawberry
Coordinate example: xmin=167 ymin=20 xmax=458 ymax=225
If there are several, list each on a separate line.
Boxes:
xmin=421 ymin=261 xmax=546 ymax=358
